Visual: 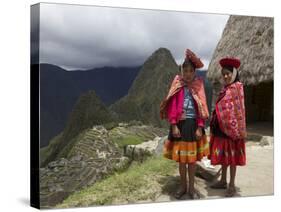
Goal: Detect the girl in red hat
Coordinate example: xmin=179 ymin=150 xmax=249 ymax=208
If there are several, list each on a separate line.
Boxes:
xmin=209 ymin=57 xmax=246 ymax=197
xmin=160 ymin=49 xmax=209 ymax=199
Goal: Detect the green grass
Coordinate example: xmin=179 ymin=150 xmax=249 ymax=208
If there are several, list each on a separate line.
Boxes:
xmin=114 ymin=135 xmax=144 ymax=148
xmin=109 ymin=125 xmax=159 ymax=149
xmin=56 ymin=155 xmax=177 ymax=208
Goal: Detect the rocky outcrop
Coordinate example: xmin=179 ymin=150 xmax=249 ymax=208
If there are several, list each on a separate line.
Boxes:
xmin=195 ymin=158 xmax=222 ymax=182
xmin=125 ymin=136 xmax=162 ymax=162
xmin=109 ymin=48 xmax=179 ymax=128
xmin=259 ymin=136 xmax=274 ymax=147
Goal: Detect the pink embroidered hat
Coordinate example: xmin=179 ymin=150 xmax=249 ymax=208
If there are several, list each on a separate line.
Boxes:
xmin=184 ymin=49 xmax=204 ymax=69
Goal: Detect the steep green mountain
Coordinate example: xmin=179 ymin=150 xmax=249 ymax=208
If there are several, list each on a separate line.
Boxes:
xmin=39 ymin=63 xmax=140 ymax=148
xmin=62 ymin=90 xmax=114 ymax=141
xmin=40 ymin=90 xmax=115 ymax=167
xmin=109 ymin=48 xmax=179 ymax=128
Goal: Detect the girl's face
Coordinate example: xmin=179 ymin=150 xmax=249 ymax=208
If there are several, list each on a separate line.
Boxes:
xmin=182 ymin=64 xmax=195 ymax=83
xmin=221 ymin=68 xmax=233 ymax=85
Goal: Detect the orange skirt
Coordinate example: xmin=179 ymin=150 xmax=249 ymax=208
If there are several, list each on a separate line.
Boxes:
xmin=163 ymin=135 xmax=210 ymax=164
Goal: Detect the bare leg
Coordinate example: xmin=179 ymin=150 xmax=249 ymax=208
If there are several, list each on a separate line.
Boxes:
xmin=229 ymin=165 xmax=236 ymax=187
xmin=179 ymin=163 xmax=187 ymax=191
xmin=220 ymin=165 xmax=228 ymax=183
xmin=210 ymin=165 xmax=228 ymax=189
xmin=174 ymin=162 xmax=187 ymax=199
xmin=226 ymin=165 xmax=237 ymax=197
xmin=188 ymin=163 xmax=201 ymax=199
xmin=188 ymin=163 xmax=196 ymax=194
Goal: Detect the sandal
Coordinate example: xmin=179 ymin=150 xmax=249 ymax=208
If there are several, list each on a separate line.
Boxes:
xmin=174 ymin=188 xmax=187 ymax=199
xmin=188 ymin=190 xmax=201 ymax=199
xmin=210 ymin=181 xmax=227 ymax=189
xmin=225 ymin=186 xmax=237 ymax=197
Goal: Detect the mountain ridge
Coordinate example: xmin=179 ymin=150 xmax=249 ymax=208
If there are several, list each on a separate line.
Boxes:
xmin=39 ymin=63 xmax=141 ymax=147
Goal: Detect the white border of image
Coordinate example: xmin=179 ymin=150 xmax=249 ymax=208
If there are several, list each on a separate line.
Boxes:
xmin=0 ymin=0 xmax=279 ymax=211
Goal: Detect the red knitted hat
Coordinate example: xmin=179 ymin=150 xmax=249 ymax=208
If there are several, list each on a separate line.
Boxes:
xmin=219 ymin=57 xmax=241 ymax=69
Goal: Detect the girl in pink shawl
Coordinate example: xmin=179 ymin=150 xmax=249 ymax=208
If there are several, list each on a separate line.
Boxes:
xmin=160 ymin=49 xmax=209 ymax=199
xmin=209 ymin=57 xmax=247 ymax=197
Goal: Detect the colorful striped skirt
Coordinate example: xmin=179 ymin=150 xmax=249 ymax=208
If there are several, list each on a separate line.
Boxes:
xmin=163 ymin=119 xmax=209 ymax=164
xmin=208 ymin=135 xmax=246 ymax=166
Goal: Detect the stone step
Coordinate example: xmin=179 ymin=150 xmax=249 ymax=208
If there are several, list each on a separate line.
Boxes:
xmin=83 ymin=135 xmax=99 ymax=140
xmin=73 ymin=144 xmax=97 ymax=155
xmin=246 ymin=132 xmax=263 ymax=141
xmin=76 ymin=142 xmax=97 ymax=151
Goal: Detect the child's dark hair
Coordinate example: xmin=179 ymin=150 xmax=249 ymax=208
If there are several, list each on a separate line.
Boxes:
xmin=222 ymin=65 xmax=240 ymax=82
xmin=179 ymin=59 xmax=196 ymax=71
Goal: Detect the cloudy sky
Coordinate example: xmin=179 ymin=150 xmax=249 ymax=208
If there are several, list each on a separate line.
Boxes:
xmin=38 ymin=3 xmax=229 ymax=70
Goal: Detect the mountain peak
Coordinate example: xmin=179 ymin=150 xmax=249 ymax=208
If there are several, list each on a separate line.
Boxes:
xmin=41 ymin=90 xmax=114 ymax=166
xmin=154 ymin=47 xmax=172 ymax=54
xmin=145 ymin=47 xmax=174 ymax=64
xmin=110 ymin=47 xmax=179 ymax=127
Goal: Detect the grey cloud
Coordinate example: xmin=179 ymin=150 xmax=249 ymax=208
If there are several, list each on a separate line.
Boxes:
xmin=39 ymin=3 xmax=229 ymax=70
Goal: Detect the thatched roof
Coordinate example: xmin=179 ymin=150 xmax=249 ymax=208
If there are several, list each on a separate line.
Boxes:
xmin=207 ymin=15 xmax=273 ymax=86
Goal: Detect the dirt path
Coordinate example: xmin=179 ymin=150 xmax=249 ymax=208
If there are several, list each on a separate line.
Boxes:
xmin=154 ymin=142 xmax=273 ymax=202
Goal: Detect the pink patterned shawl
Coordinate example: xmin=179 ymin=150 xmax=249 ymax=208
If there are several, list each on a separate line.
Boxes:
xmin=160 ymin=74 xmax=209 ymax=120
xmin=214 ymin=81 xmax=247 ymax=140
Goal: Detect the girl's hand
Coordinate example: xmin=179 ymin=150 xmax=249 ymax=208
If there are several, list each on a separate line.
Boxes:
xmin=195 ymin=127 xmax=203 ymax=140
xmin=172 ymin=125 xmax=181 ymax=138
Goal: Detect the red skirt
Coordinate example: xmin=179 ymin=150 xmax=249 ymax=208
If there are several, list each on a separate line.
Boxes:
xmin=208 ymin=135 xmax=246 ymax=166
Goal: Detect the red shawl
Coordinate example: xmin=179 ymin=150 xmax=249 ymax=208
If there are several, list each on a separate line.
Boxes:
xmin=214 ymin=81 xmax=247 ymax=140
xmin=160 ymin=74 xmax=209 ymax=120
